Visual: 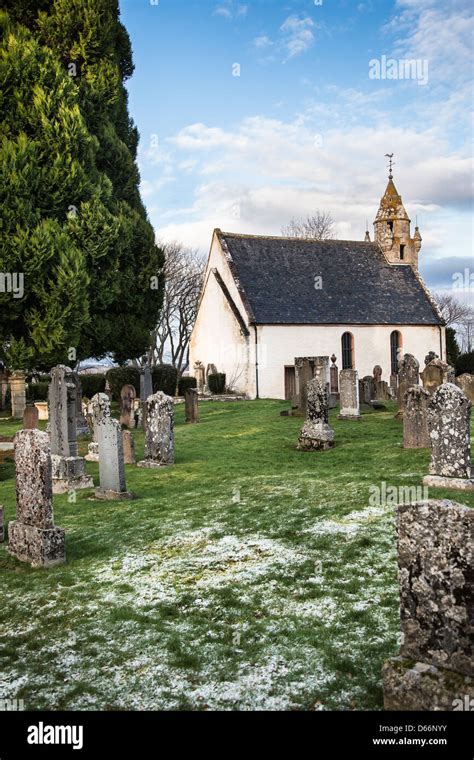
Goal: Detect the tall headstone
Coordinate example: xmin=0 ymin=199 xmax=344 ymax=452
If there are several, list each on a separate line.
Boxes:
xmin=85 ymin=392 xmax=111 ymax=462
xmin=420 ymin=358 xmax=450 ymax=396
xmin=395 ymin=354 xmax=419 ymax=419
xmin=8 ymin=429 xmax=66 ymax=567
xmin=373 ymin=365 xmax=389 ymax=401
xmin=23 ymin=404 xmax=39 ymax=430
xmin=382 ymin=500 xmax=473 ymax=710
xmin=297 ymin=378 xmax=335 ymax=451
xmin=403 ymin=386 xmax=430 ymax=448
xmin=137 ymin=392 xmax=175 ymax=468
xmin=120 ymin=384 xmax=136 ymax=429
xmin=95 ymin=417 xmax=133 ymax=500
xmin=338 ymin=369 xmax=361 ymax=421
xmin=193 ymin=361 xmax=205 ymax=394
xmin=359 ymin=375 xmax=375 ymax=405
xmin=423 ymin=383 xmax=474 ymax=490
xmin=75 ymin=375 xmax=89 ymax=435
xmin=48 ymin=365 xmax=94 ymax=493
xmin=122 ymin=430 xmax=136 ymax=465
xmin=139 ymin=358 xmax=153 ymax=430
xmin=10 ymin=371 xmax=26 ymax=419
xmin=456 ymin=373 xmax=474 ymax=403
xmin=330 ymin=354 xmax=339 ymax=395
xmin=185 ymin=387 xmax=199 ymax=424
xmin=294 ymin=357 xmax=314 ymax=417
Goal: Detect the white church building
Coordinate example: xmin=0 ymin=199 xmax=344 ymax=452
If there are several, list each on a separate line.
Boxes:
xmin=189 ymin=174 xmax=445 ymax=400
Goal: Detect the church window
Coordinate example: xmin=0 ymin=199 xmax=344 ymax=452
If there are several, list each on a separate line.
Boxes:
xmin=400 ymin=244 xmax=405 ymax=260
xmin=390 ymin=330 xmax=402 ymax=375
xmin=388 ymin=221 xmax=393 ymax=232
xmin=341 ymin=332 xmax=354 ymax=369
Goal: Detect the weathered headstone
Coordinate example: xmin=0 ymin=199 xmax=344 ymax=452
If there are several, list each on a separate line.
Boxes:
xmin=193 ymin=361 xmax=205 ymax=394
xmin=294 ymin=357 xmax=314 ymax=417
xmin=0 ymin=368 xmax=9 ymax=411
xmin=373 ymin=365 xmax=390 ymax=400
xmin=10 ymin=371 xmax=26 ymax=419
xmin=338 ymin=369 xmax=361 ymax=421
xmin=85 ymin=392 xmax=111 ymax=462
xmin=422 ymin=383 xmax=474 ymax=490
xmin=23 ymin=404 xmax=39 ymax=429
xmin=75 ymin=376 xmax=89 ymax=435
xmin=137 ymin=392 xmax=175 ymax=467
xmin=420 ymin=358 xmax=452 ymax=396
xmin=8 ymin=429 xmax=66 ymax=567
xmin=120 ymin=384 xmax=136 ymax=429
xmin=48 ymin=365 xmax=94 ymax=493
xmin=185 ymin=387 xmax=199 ymax=423
xmin=95 ymin=417 xmax=133 ymax=500
xmin=139 ymin=359 xmax=153 ymax=429
xmin=122 ymin=430 xmax=136 ymax=464
xmin=403 ymin=386 xmax=430 ymax=448
xmin=359 ymin=375 xmax=375 ymax=405
xmin=456 ymin=373 xmax=474 ymax=403
xmin=382 ymin=500 xmax=473 ymax=710
xmin=329 ymin=354 xmax=339 ymax=407
xmin=395 ymin=354 xmax=419 ymax=419
xmin=373 ymin=365 xmax=382 ymax=383
xmin=297 ymin=378 xmax=335 ymax=451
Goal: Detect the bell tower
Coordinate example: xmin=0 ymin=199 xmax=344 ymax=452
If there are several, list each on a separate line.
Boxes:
xmin=373 ymin=155 xmax=422 ymax=269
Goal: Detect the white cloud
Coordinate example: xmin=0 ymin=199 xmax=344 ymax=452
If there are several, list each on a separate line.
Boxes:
xmin=280 ymin=15 xmax=315 ymax=60
xmin=213 ymin=2 xmax=248 ymax=20
xmin=253 ymin=35 xmax=273 ymax=50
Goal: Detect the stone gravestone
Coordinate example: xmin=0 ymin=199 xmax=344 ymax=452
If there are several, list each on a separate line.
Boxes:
xmin=85 ymin=393 xmax=111 ymax=462
xmin=10 ymin=371 xmax=26 ymax=419
xmin=294 ymin=357 xmax=315 ymax=417
xmin=359 ymin=375 xmax=375 ymax=405
xmin=338 ymin=369 xmax=361 ymax=421
xmin=75 ymin=376 xmax=89 ymax=435
xmin=95 ymin=417 xmax=133 ymax=500
xmin=23 ymin=404 xmax=39 ymax=430
xmin=395 ymin=354 xmax=419 ymax=419
xmin=8 ymin=429 xmax=66 ymax=567
xmin=0 ymin=367 xmax=9 ymax=411
xmin=185 ymin=387 xmax=199 ymax=424
xmin=193 ymin=361 xmax=205 ymax=394
xmin=403 ymin=386 xmax=430 ymax=449
xmin=382 ymin=500 xmax=473 ymax=711
xmin=297 ymin=377 xmax=335 ymax=451
xmin=120 ymin=384 xmax=136 ymax=429
xmin=49 ymin=366 xmax=94 ymax=494
xmin=420 ymin=358 xmax=451 ymax=396
xmin=137 ymin=392 xmax=175 ymax=468
xmin=456 ymin=373 xmax=474 ymax=403
xmin=423 ymin=383 xmax=474 ymax=490
xmin=373 ymin=365 xmax=389 ymax=401
xmin=122 ymin=430 xmax=136 ymax=464
xmin=329 ymin=354 xmax=339 ymax=406
xmin=139 ymin=359 xmax=153 ymax=430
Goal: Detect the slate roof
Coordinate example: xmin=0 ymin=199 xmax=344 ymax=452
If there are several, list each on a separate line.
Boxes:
xmin=217 ymin=231 xmax=443 ymax=326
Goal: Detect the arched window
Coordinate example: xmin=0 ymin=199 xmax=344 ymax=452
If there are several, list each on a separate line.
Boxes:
xmin=341 ymin=332 xmax=354 ymax=369
xmin=390 ymin=331 xmax=403 ymax=375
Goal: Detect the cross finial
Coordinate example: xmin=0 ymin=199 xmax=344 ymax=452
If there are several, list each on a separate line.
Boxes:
xmin=385 ymin=153 xmax=394 ymax=179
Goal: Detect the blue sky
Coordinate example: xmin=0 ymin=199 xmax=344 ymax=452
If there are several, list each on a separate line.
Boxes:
xmin=119 ymin=0 xmax=473 ymax=296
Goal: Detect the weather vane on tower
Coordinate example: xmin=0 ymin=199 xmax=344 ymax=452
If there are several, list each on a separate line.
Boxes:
xmin=385 ymin=153 xmax=394 ymax=179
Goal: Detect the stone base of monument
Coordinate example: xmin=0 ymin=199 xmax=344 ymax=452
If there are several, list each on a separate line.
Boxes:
xmin=337 ymin=413 xmax=361 ymax=421
xmin=94 ymin=487 xmax=134 ymax=501
xmin=297 ymin=422 xmax=335 ymax=451
xmin=422 ymin=475 xmax=474 ymax=491
xmin=84 ymin=442 xmax=99 ymax=462
xmin=382 ymin=656 xmax=473 ymax=711
xmin=136 ymin=459 xmax=171 ymax=468
xmin=51 ymin=455 xmax=94 ymax=494
xmin=8 ymin=521 xmax=66 ymax=568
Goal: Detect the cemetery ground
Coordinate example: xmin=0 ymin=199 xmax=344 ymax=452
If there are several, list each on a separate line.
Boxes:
xmin=1 ymin=401 xmax=473 ymax=711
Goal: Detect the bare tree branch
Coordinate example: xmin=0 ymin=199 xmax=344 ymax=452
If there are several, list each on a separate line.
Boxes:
xmin=432 ymin=292 xmax=474 ymax=326
xmin=281 ymin=211 xmax=336 ymax=240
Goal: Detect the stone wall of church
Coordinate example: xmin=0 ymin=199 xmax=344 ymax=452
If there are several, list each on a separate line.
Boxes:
xmin=254 ymin=323 xmax=445 ymax=400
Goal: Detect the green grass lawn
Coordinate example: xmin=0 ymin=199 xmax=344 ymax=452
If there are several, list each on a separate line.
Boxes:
xmin=0 ymin=400 xmax=473 ymax=711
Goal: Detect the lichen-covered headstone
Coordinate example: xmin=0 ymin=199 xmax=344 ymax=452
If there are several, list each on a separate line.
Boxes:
xmin=95 ymin=417 xmax=133 ymax=500
xmin=403 ymin=386 xmax=430 ymax=448
xmin=48 ymin=365 xmax=93 ymax=493
xmin=85 ymin=392 xmax=111 ymax=462
xmin=23 ymin=405 xmax=39 ymax=430
xmin=420 ymin=358 xmax=453 ymax=395
xmin=396 ymin=354 xmax=419 ymax=419
xmin=297 ymin=378 xmax=335 ymax=451
xmin=8 ymin=429 xmax=65 ymax=567
xmin=359 ymin=375 xmax=375 ymax=405
xmin=120 ymin=384 xmax=136 ymax=429
xmin=137 ymin=392 xmax=174 ymax=467
xmin=338 ymin=369 xmax=361 ymax=421
xmin=456 ymin=373 xmax=474 ymax=403
xmin=423 ymin=383 xmax=473 ymax=490
xmin=185 ymin=387 xmax=199 ymax=424
xmin=382 ymin=500 xmax=473 ymax=710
